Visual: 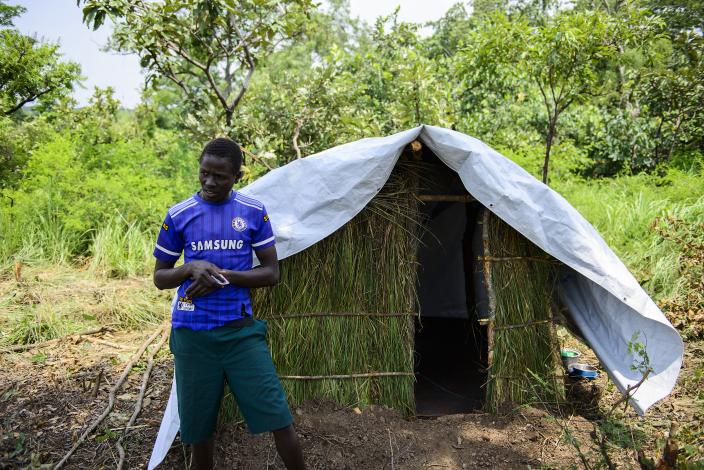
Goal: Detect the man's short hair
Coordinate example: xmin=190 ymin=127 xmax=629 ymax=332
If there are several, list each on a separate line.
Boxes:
xmin=200 ymin=137 xmax=243 ymax=173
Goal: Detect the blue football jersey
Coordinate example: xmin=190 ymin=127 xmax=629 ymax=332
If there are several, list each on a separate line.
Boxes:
xmin=153 ymin=191 xmax=276 ymax=330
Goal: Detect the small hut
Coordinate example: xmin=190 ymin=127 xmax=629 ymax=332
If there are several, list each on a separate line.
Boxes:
xmin=149 ymin=126 xmax=683 ymax=467
xmin=251 ymin=145 xmax=563 ymax=416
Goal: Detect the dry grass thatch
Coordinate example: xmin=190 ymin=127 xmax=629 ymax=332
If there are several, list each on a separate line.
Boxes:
xmin=484 ymin=212 xmax=564 ymax=411
xmin=220 ymin=164 xmax=422 ymax=422
xmin=220 ymin=159 xmax=564 ymax=421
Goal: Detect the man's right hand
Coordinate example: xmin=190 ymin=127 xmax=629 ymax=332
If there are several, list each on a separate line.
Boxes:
xmin=185 ymin=260 xmax=222 ymax=297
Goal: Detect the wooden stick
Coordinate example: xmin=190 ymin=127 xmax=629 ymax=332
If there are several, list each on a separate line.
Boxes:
xmin=475 ymin=255 xmax=558 ymax=263
xmin=0 ymin=326 xmax=110 ymax=353
xmin=280 ymin=372 xmax=414 ymax=380
xmin=53 ymin=325 xmax=166 ymax=470
xmin=269 ymin=312 xmax=416 ymax=319
xmin=490 ymin=374 xmax=565 ymax=380
xmin=493 ymin=319 xmax=553 ymax=331
xmin=92 ymin=370 xmax=103 ymax=398
xmin=116 ymin=328 xmax=170 ymax=470
xmin=481 ymin=209 xmax=497 ymax=382
xmin=292 ymin=117 xmax=303 ymax=160
xmin=606 ymin=368 xmax=652 ymax=416
xmin=240 ymin=147 xmax=273 ymax=171
xmin=81 ymin=337 xmax=129 ymax=350
xmin=417 ymin=194 xmax=475 ymax=203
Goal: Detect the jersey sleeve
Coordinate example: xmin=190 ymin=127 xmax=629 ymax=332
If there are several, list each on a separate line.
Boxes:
xmin=251 ymin=205 xmax=276 ymax=251
xmin=153 ymin=212 xmax=184 ymax=262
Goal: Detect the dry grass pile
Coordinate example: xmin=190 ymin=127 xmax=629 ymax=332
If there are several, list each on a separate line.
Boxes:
xmin=0 ymin=266 xmax=170 ymax=346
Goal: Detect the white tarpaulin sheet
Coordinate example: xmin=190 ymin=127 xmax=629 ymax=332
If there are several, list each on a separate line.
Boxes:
xmin=148 ymin=125 xmax=683 ymax=468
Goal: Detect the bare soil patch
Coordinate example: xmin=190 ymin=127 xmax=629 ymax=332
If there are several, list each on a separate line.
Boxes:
xmin=0 ymin=269 xmax=702 ymax=469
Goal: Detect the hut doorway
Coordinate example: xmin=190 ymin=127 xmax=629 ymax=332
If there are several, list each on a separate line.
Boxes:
xmin=412 ymin=148 xmax=488 ymax=416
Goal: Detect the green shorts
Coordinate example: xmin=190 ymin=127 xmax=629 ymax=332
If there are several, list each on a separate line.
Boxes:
xmin=170 ymin=319 xmax=292 ymax=444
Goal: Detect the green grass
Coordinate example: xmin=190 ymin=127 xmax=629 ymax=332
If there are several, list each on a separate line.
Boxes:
xmin=88 ymin=217 xmax=153 ymax=278
xmin=554 ymin=169 xmax=704 ymax=330
xmin=2 ymin=304 xmax=78 ymax=345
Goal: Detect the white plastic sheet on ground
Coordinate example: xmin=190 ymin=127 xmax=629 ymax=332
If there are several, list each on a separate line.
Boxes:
xmin=148 ymin=125 xmax=683 ymax=468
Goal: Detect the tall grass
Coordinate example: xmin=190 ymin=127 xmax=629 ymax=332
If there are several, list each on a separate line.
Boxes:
xmin=2 ymin=304 xmax=77 ymax=345
xmin=89 ymin=217 xmax=153 ymax=278
xmin=0 ymin=206 xmax=83 ymax=269
xmin=0 ymin=266 xmax=171 ymax=347
xmin=1 ymin=209 xmax=155 ymax=279
xmin=249 ymin=164 xmax=421 ymax=416
xmin=485 ymin=213 xmax=563 ymax=411
xmin=554 ymin=170 xmax=704 ymax=306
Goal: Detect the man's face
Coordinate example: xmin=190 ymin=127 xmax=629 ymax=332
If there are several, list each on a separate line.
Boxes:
xmin=198 ymin=154 xmax=240 ymax=203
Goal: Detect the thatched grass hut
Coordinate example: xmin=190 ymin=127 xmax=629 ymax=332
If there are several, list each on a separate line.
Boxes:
xmin=247 ymin=143 xmax=563 ymax=416
xmin=151 ymin=126 xmax=682 ymax=466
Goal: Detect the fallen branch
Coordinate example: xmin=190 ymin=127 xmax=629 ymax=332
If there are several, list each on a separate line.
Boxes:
xmin=0 ymin=326 xmax=111 ymax=353
xmin=116 ymin=328 xmax=170 ymax=470
xmin=593 ymin=368 xmax=653 ymax=470
xmin=81 ymin=337 xmax=129 ymax=350
xmin=607 ymin=368 xmax=651 ymax=416
xmin=53 ymin=325 xmax=166 ymax=470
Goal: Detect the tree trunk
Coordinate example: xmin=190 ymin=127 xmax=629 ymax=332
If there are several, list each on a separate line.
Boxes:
xmin=666 ymin=114 xmax=683 ymax=163
xmin=542 ymin=118 xmax=557 ymax=185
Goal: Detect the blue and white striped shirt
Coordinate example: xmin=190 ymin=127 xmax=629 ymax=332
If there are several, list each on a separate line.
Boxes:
xmin=153 ymin=191 xmax=276 ymax=330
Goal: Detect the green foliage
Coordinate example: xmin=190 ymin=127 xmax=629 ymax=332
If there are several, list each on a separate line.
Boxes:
xmin=0 ymin=0 xmax=24 ymax=27
xmin=0 ymin=0 xmax=701 ymax=312
xmin=456 ymin=7 xmax=661 ymax=183
xmin=0 ymin=88 xmax=195 ymax=269
xmin=627 ymin=331 xmax=652 ymax=375
xmin=554 ymin=167 xmax=704 ymax=313
xmin=2 ymin=304 xmax=76 ymax=345
xmin=88 ymin=217 xmax=153 ymax=278
xmin=80 ymin=0 xmax=315 ymax=132
xmin=0 ymin=11 xmax=81 ymax=115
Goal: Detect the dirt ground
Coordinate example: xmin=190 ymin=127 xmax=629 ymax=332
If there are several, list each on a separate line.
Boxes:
xmin=0 ymin=326 xmax=700 ymax=470
xmin=0 ymin=332 xmax=586 ymax=470
xmin=0 ymin=268 xmax=702 ymax=469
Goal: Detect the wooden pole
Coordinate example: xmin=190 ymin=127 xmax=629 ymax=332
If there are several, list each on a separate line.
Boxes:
xmin=280 ymin=372 xmax=414 ymax=380
xmin=493 ymin=319 xmax=553 ymax=331
xmin=417 ymin=194 xmax=475 ymax=203
xmin=269 ymin=312 xmax=415 ymax=319
xmin=480 ymin=208 xmax=497 ymax=391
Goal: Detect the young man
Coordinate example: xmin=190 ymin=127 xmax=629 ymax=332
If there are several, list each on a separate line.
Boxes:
xmin=152 ymin=137 xmax=305 ymax=470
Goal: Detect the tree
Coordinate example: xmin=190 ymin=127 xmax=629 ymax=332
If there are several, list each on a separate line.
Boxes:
xmin=0 ymin=0 xmax=24 ymax=27
xmin=458 ymin=9 xmax=657 ymax=184
xmin=80 ymin=0 xmax=315 ymax=134
xmin=0 ymin=2 xmax=81 ymax=116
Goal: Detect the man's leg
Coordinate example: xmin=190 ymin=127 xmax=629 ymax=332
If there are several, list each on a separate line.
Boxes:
xmin=222 ymin=320 xmax=304 ymax=468
xmin=272 ymin=425 xmax=306 ymax=470
xmin=171 ymin=328 xmax=225 ymax=470
xmin=192 ymin=436 xmax=215 ymax=470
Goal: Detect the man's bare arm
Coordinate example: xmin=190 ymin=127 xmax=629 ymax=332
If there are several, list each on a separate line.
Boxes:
xmin=154 ymin=259 xmax=222 ymax=297
xmin=217 ymin=246 xmax=280 ymax=288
